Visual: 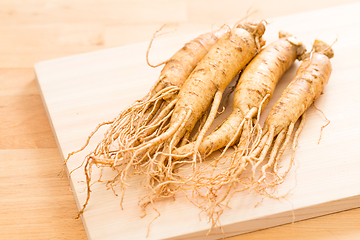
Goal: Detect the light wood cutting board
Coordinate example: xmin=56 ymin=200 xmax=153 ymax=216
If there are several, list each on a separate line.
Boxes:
xmin=35 ymin=2 xmax=360 ymax=240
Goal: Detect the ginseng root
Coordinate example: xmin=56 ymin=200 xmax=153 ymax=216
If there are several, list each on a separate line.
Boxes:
xmin=67 ymin=26 xmax=229 ymax=215
xmin=249 ymin=39 xmax=334 ymax=188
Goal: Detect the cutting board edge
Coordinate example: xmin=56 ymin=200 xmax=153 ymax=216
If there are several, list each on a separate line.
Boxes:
xmin=169 ymin=193 xmax=360 ymax=240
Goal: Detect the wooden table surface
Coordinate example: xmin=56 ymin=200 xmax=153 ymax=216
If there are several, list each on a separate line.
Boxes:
xmin=1 ymin=0 xmax=360 ymax=239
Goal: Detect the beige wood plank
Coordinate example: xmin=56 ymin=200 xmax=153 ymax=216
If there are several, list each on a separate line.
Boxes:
xmin=230 ymin=207 xmax=360 ymax=240
xmin=0 ymin=0 xmax=187 ymax=25
xmin=0 ymin=149 xmax=87 ymax=240
xmin=34 ymin=2 xmax=360 ymax=239
xmin=185 ymin=0 xmax=360 ymax=23
xmin=1 ymin=0 xmax=358 ymax=68
xmin=0 ymin=24 xmax=197 ymax=68
xmin=0 ymin=69 xmax=56 ymax=149
xmin=0 ymin=69 xmax=86 ymax=237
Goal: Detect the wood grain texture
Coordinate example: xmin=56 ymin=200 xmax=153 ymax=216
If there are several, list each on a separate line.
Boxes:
xmin=1 ymin=0 xmax=360 ymax=239
xmin=0 ymin=149 xmax=87 ymax=240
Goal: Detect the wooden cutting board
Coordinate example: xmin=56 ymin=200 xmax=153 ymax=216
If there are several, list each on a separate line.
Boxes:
xmin=35 ymin=2 xmax=360 ymax=240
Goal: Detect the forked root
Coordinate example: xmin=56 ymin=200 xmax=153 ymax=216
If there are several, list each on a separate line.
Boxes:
xmin=141 ymin=90 xmax=225 ymax=191
xmin=169 ymin=98 xmax=267 ymax=227
xmin=176 ymin=109 xmax=307 ymax=229
xmin=235 ymin=112 xmax=307 ymax=199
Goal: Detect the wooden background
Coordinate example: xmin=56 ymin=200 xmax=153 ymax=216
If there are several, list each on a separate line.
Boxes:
xmin=1 ymin=0 xmax=360 ymax=239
